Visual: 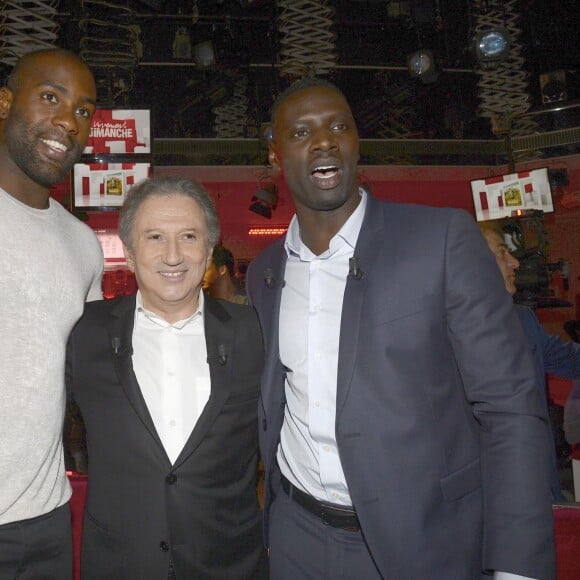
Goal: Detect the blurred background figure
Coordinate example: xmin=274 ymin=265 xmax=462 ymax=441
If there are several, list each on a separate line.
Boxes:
xmin=203 ymin=245 xmax=248 ymax=304
xmin=479 ymin=221 xmax=580 ymax=501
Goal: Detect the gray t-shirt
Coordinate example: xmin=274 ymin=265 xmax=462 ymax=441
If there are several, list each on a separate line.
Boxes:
xmin=0 ymin=188 xmax=103 ymax=525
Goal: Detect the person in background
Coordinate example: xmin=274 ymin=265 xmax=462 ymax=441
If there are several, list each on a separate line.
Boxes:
xmin=66 ymin=176 xmax=266 ymax=580
xmin=563 ymin=322 xmax=580 ymax=448
xmin=0 ymin=48 xmax=103 ymax=580
xmin=479 ymin=221 xmax=580 ymax=501
xmin=246 ymin=77 xmax=555 ymax=580
xmin=203 ymin=244 xmax=249 ymax=304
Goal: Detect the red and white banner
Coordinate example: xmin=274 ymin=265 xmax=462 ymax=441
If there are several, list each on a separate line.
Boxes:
xmin=84 ymin=109 xmax=151 ymax=154
xmin=73 ymin=162 xmax=151 ymax=208
xmin=471 ymin=167 xmax=554 ymax=222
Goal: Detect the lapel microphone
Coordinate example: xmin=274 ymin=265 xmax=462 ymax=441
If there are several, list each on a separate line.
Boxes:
xmin=111 ymin=337 xmax=121 ymax=355
xmin=264 ymin=268 xmax=285 ymax=289
xmin=217 ymin=344 xmax=227 ymax=366
xmin=348 ymin=257 xmax=364 ymax=281
xmin=207 ymin=345 xmax=228 ymax=366
xmin=264 ymin=268 xmax=275 ymax=288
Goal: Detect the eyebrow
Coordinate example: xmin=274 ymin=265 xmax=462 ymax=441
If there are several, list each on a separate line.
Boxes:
xmin=41 ymin=81 xmax=97 ymax=108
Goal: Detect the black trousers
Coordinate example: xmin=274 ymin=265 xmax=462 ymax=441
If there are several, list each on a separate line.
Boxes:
xmin=0 ymin=503 xmax=72 ymax=580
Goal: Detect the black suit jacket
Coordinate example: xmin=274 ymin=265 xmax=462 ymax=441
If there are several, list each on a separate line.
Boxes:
xmin=247 ymin=194 xmax=556 ymax=580
xmin=66 ymin=294 xmax=265 ymax=580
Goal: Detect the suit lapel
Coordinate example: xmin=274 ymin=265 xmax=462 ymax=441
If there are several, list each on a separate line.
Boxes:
xmin=173 ymin=296 xmax=234 ymax=468
xmin=257 ymin=242 xmax=287 ymax=412
xmin=109 ymin=296 xmax=166 ymax=454
xmin=336 ymin=196 xmax=386 ymax=417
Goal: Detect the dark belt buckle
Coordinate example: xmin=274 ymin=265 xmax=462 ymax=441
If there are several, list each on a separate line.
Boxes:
xmin=320 ymin=504 xmax=332 ymax=527
xmin=320 ymin=504 xmax=359 ymax=532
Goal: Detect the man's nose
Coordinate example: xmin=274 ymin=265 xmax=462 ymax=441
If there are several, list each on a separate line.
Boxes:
xmin=53 ymin=108 xmax=80 ymax=135
xmin=311 ymin=127 xmax=337 ymax=151
xmin=164 ymin=239 xmax=183 ymax=264
xmin=509 ymin=254 xmax=520 ymax=270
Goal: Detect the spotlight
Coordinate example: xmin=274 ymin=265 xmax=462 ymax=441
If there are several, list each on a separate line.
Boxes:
xmin=407 ymin=49 xmax=439 ymax=84
xmin=540 ymin=71 xmax=567 ymax=104
xmin=249 ymin=183 xmax=278 ymax=219
xmin=193 ymin=40 xmax=216 ymax=67
xmin=474 ymin=28 xmax=510 ymax=63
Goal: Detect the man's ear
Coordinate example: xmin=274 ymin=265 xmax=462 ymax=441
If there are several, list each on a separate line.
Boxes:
xmin=123 ymin=245 xmax=135 ymax=273
xmin=268 ymin=141 xmax=282 ymax=178
xmin=0 ymin=87 xmax=13 ymax=120
xmin=218 ymin=265 xmax=228 ymax=277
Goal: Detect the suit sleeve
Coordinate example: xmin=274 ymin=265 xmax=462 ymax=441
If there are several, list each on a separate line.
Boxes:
xmin=443 ymin=211 xmax=555 ymax=579
xmin=532 ymin=310 xmax=580 ymax=379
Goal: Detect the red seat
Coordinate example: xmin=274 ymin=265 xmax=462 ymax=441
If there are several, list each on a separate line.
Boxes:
xmin=68 ymin=472 xmax=88 ymax=580
xmin=554 ymin=504 xmax=580 ymax=580
xmin=547 ymin=375 xmax=574 ymax=407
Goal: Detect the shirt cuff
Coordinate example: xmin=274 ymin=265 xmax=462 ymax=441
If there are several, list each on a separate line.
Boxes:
xmin=494 ymin=572 xmax=537 ymax=580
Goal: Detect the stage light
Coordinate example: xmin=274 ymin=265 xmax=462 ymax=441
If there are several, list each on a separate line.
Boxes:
xmin=540 ymin=71 xmax=567 ymax=104
xmin=248 ymin=226 xmax=288 ymax=236
xmin=193 ymin=40 xmax=216 ymax=67
xmin=474 ymin=28 xmax=510 ymax=62
xmin=407 ymin=49 xmax=439 ymax=84
xmin=249 ymin=183 xmax=278 ymax=219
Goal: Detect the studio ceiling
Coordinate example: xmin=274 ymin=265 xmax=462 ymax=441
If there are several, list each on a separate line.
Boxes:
xmin=2 ymin=0 xmax=579 ymax=164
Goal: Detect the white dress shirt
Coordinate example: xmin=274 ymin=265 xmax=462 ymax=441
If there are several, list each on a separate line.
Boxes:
xmin=277 ymin=189 xmax=366 ymax=506
xmin=132 ymin=290 xmax=211 ymax=464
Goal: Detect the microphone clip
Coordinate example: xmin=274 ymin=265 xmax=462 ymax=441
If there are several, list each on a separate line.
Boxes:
xmin=218 ymin=344 xmax=228 ymax=366
xmin=348 ymin=257 xmax=364 ymax=281
xmin=111 ymin=337 xmax=121 ymax=356
xmin=264 ymin=268 xmax=275 ymax=289
xmin=264 ymin=267 xmax=285 ymax=289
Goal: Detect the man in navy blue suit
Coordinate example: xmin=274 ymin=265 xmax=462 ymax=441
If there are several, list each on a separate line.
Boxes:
xmin=246 ymin=77 xmax=555 ymax=580
xmin=479 ymin=221 xmax=580 ymax=501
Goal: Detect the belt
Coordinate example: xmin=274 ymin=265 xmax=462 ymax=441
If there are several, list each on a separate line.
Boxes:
xmin=281 ymin=475 xmax=360 ymax=532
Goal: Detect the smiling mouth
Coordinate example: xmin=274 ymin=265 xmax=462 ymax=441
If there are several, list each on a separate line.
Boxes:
xmin=41 ymin=139 xmax=68 ymax=153
xmin=160 ymin=271 xmax=186 ymax=279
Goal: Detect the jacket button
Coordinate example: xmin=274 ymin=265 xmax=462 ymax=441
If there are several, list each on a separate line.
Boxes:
xmin=166 ymin=473 xmax=177 ymax=485
xmin=159 ymin=541 xmax=169 ymax=552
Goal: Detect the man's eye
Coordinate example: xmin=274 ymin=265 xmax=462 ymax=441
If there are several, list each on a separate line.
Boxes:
xmin=293 ymin=129 xmax=308 ymax=138
xmin=42 ymin=93 xmax=57 ymax=103
xmin=76 ymin=107 xmax=92 ymax=119
xmin=333 ymin=123 xmax=347 ymax=131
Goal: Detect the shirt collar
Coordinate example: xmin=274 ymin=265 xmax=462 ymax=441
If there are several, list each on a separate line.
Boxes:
xmin=284 ymin=187 xmax=367 ymax=260
xmin=135 ymin=289 xmax=204 ymax=330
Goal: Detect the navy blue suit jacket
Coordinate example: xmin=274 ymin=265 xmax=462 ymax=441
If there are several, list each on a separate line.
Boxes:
xmin=247 ymin=194 xmax=556 ymax=580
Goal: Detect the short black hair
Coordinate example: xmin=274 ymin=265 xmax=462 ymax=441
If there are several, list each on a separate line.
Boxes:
xmin=211 ymin=245 xmax=235 ymax=277
xmin=269 ymin=77 xmax=349 ymax=136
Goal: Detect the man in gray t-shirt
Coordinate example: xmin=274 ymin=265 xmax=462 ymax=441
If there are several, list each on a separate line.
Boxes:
xmin=0 ymin=48 xmax=102 ymax=580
